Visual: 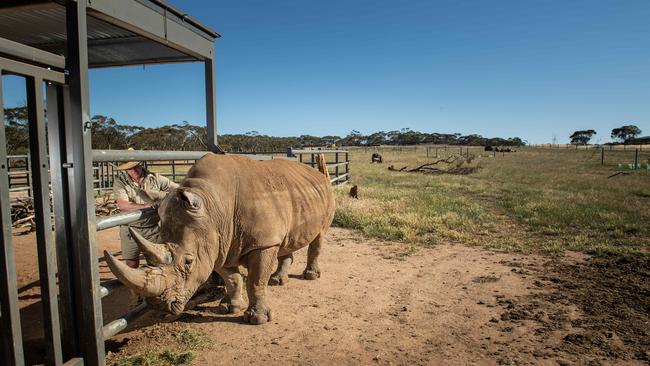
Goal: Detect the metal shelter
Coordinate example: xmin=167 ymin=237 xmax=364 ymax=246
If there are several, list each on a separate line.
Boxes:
xmin=0 ymin=1 xmax=220 ymax=365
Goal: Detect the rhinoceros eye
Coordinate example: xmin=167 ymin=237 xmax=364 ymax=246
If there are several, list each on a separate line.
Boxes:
xmin=184 ymin=255 xmax=195 ymax=271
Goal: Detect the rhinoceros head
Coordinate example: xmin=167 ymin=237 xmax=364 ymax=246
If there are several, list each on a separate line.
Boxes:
xmin=104 ymin=185 xmax=219 ymax=314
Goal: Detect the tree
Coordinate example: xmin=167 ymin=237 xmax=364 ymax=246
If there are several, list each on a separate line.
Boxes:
xmin=611 ymin=125 xmax=642 ymax=144
xmin=569 ymin=129 xmax=597 ymax=145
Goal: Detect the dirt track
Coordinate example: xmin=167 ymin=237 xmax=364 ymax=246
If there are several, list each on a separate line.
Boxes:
xmin=14 ymin=227 xmax=649 ymax=365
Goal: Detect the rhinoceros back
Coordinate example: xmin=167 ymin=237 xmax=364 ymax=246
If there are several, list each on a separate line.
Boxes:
xmin=186 ymin=154 xmax=335 ymax=257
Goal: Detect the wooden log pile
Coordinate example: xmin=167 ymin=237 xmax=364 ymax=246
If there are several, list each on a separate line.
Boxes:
xmin=10 ymin=196 xmax=120 ymax=235
xmin=11 ymin=197 xmax=35 ymax=233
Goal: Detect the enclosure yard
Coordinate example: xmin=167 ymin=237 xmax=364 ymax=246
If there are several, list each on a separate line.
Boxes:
xmin=13 ymin=147 xmax=650 ymax=365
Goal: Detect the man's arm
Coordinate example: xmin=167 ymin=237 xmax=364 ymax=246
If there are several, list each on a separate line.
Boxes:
xmin=116 ymin=199 xmax=150 ymax=212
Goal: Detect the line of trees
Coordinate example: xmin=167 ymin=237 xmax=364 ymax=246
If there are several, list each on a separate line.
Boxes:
xmin=569 ymin=124 xmax=642 ymax=146
xmin=4 ymin=109 xmax=527 ymax=154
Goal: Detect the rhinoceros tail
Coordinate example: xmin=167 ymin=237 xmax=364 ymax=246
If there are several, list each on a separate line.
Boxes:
xmin=316 ymin=153 xmax=330 ymax=181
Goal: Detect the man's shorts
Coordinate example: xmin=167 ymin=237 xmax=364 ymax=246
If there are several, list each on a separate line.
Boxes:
xmin=119 ymin=225 xmax=161 ymax=260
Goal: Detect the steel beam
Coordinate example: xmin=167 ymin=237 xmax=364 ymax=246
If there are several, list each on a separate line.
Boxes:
xmin=46 ymin=83 xmax=77 ymax=359
xmin=96 ymin=208 xmax=156 ymax=231
xmin=87 ymin=0 xmax=215 ymax=61
xmin=65 ymin=2 xmax=105 ymax=365
xmin=27 ymin=76 xmax=63 ymax=366
xmin=205 ymin=54 xmax=220 ymax=152
xmin=92 ymin=150 xmax=274 ymax=162
xmin=99 ymin=279 xmax=124 ymax=299
xmin=102 ymin=301 xmax=148 ymax=339
xmin=0 ymin=36 xmax=65 ymax=70
xmin=0 ymin=69 xmax=25 ymax=366
xmin=0 ymin=56 xmax=65 ymax=84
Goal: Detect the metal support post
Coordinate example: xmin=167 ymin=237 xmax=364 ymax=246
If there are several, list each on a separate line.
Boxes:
xmin=635 ymin=149 xmax=639 ymax=169
xmin=26 ymin=76 xmax=63 ymax=366
xmin=204 ymin=53 xmax=220 ymax=152
xmin=601 ymin=148 xmax=604 ymax=166
xmin=0 ymin=69 xmax=26 ymax=366
xmin=66 ymin=2 xmax=105 ymax=365
xmin=46 ymin=83 xmax=77 ymax=359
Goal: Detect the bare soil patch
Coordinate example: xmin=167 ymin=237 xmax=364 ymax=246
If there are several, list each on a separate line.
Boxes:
xmin=14 ymin=228 xmax=649 ymax=365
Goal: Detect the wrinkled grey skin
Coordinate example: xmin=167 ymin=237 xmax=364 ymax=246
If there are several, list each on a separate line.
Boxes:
xmin=105 ymin=154 xmax=335 ymax=324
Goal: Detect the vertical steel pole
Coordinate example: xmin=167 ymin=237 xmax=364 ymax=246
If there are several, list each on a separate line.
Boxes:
xmin=46 ymin=83 xmax=76 ymax=359
xmin=66 ymin=2 xmax=105 ymax=365
xmin=601 ymin=148 xmax=604 ymax=166
xmin=27 ymin=76 xmax=63 ymax=366
xmin=204 ymin=50 xmax=219 ymax=152
xmin=635 ymin=149 xmax=639 ymax=169
xmin=345 ymin=151 xmax=349 ymax=183
xmin=0 ymin=69 xmax=26 ymax=366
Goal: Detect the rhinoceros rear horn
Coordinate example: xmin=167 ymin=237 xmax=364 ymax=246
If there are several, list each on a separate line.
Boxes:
xmin=129 ymin=227 xmax=172 ymax=265
xmin=104 ymin=251 xmax=165 ymax=297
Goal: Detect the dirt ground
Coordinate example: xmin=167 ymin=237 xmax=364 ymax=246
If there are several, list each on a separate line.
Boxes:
xmin=13 ymin=227 xmax=649 ymax=365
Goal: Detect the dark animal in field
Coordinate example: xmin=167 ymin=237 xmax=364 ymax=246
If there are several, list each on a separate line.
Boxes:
xmin=371 ymin=153 xmax=383 ymax=163
xmin=349 ymin=185 xmax=358 ymax=199
xmin=105 ymin=154 xmax=335 ymax=324
xmin=484 ymin=145 xmax=493 ymax=151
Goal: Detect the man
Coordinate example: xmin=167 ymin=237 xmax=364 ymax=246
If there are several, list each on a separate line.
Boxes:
xmin=113 ymin=156 xmax=178 ymax=269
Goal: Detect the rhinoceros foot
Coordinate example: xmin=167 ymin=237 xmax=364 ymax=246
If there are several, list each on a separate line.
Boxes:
xmin=215 ymin=295 xmax=245 ymax=314
xmin=303 ymin=269 xmax=321 ymax=280
xmin=268 ymin=274 xmax=288 ymax=286
xmin=243 ymin=303 xmax=273 ymax=325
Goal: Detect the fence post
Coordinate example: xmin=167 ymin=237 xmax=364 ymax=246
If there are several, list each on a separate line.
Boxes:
xmin=635 ymin=149 xmax=639 ymax=169
xmin=335 ymin=152 xmax=339 ymax=183
xmin=601 ymin=148 xmax=604 ymax=166
xmin=171 ymin=160 xmax=176 ymax=182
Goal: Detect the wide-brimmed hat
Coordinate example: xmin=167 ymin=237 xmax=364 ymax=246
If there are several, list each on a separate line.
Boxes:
xmin=116 ymin=148 xmax=143 ymax=171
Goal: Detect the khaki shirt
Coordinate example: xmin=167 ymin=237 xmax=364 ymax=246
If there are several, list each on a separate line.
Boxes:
xmin=113 ymin=170 xmax=179 ymax=227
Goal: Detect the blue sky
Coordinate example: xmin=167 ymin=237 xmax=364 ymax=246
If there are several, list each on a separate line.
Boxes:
xmin=3 ymin=0 xmax=649 ymax=143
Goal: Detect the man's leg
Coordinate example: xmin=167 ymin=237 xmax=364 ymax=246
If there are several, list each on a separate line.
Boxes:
xmin=119 ymin=225 xmax=140 ymax=268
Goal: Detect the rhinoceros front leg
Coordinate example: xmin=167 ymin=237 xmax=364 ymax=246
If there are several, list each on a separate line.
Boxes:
xmin=243 ymin=246 xmax=278 ymax=324
xmin=215 ymin=267 xmax=245 ymax=314
xmin=269 ymin=253 xmax=293 ymax=286
xmin=303 ymin=233 xmax=324 ymax=280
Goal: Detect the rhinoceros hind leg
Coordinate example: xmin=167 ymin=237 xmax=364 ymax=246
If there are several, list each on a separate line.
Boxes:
xmin=269 ymin=254 xmax=293 ymax=286
xmin=215 ymin=267 xmax=245 ymax=314
xmin=303 ymin=233 xmax=324 ymax=280
xmin=243 ymin=246 xmax=278 ymax=324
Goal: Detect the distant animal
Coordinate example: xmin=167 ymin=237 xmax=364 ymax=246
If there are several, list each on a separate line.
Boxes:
xmin=349 ymin=185 xmax=358 ymax=199
xmin=484 ymin=145 xmax=493 ymax=151
xmin=105 ymin=154 xmax=335 ymax=325
xmin=371 ymin=153 xmax=383 ymax=163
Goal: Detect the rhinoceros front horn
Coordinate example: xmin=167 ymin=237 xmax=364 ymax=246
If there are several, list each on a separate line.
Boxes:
xmin=129 ymin=227 xmax=172 ymax=266
xmin=104 ymin=251 xmax=165 ymax=297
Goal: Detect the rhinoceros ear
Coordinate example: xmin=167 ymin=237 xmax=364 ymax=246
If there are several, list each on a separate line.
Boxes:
xmin=178 ymin=189 xmax=202 ymax=211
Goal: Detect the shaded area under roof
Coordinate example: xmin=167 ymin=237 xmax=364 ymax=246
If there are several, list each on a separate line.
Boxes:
xmin=0 ymin=0 xmax=220 ymax=68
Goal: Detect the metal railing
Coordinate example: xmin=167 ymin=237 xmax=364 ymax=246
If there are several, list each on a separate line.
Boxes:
xmin=288 ymin=148 xmax=350 ymax=185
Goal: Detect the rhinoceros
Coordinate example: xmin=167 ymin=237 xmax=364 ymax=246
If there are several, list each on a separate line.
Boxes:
xmin=104 ymin=154 xmax=335 ymax=324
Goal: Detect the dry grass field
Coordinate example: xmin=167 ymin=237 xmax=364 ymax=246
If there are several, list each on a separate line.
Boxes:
xmin=334 ymin=146 xmax=650 ymax=256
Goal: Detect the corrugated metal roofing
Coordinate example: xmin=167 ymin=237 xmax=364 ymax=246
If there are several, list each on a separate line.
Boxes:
xmin=0 ymin=2 xmax=215 ymax=68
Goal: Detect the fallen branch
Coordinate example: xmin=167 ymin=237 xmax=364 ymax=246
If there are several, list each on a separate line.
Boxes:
xmin=407 ymin=156 xmax=459 ymax=172
xmin=607 ymin=171 xmax=631 ymax=179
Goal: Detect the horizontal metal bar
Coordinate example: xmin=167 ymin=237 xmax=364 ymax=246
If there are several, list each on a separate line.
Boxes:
xmin=99 ymin=279 xmax=124 ymax=299
xmin=292 ymin=149 xmax=349 ymax=154
xmin=102 ymin=301 xmax=148 ymax=339
xmin=0 ymin=56 xmax=65 ymax=84
xmin=330 ymin=173 xmax=349 ymax=183
xmin=326 ymin=162 xmax=349 ymax=168
xmin=93 ymin=150 xmax=211 ymax=162
xmin=95 ymin=208 xmax=156 ymax=231
xmin=93 ymin=150 xmax=280 ymax=162
xmin=0 ymin=36 xmax=65 ymax=70
xmin=63 ymin=358 xmax=84 ymax=366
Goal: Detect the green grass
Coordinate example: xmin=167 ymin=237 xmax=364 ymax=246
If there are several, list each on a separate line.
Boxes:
xmin=334 ymin=147 xmax=650 ymax=256
xmin=111 ymin=329 xmax=208 ymax=366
